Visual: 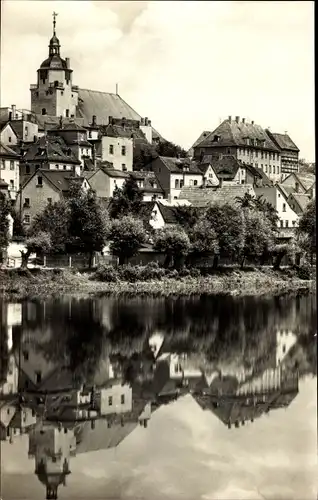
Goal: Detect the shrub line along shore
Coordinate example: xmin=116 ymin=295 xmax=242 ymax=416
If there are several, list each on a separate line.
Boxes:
xmin=0 ymin=266 xmax=315 ymax=301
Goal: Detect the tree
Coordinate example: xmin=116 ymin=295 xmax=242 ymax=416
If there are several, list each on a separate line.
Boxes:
xmin=20 ymin=232 xmax=52 ymax=269
xmin=156 ymin=140 xmax=187 ymax=158
xmin=271 ymin=241 xmax=298 ymax=270
xmin=297 ymin=199 xmax=316 ymax=263
xmin=189 ymin=220 xmax=219 ymax=264
xmin=154 ymin=226 xmax=190 ymax=269
xmin=110 ymin=176 xmax=144 ymax=219
xmin=67 ymin=183 xmax=109 ymax=267
xmin=109 ymin=216 xmax=146 ymax=265
xmin=236 ymin=193 xmax=279 ymax=230
xmin=240 ymin=210 xmax=275 ymax=268
xmin=235 ymin=192 xmax=255 ymax=209
xmin=205 ymin=203 xmax=245 ymax=267
xmin=0 ymin=192 xmax=10 ymax=256
xmin=30 ymin=200 xmax=70 ymax=253
xmin=174 ymin=205 xmax=201 ymax=232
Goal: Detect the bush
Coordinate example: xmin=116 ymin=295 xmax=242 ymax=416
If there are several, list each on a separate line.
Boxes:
xmin=297 ymin=263 xmax=312 ymax=280
xmin=120 ymin=264 xmax=142 ymax=282
xmin=119 ymin=263 xmax=165 ymax=282
xmin=165 ymin=269 xmax=179 ymax=279
xmin=178 ymin=267 xmax=191 ymax=277
xmin=189 ymin=267 xmax=201 ymax=278
xmin=94 ymin=264 xmax=119 ymax=282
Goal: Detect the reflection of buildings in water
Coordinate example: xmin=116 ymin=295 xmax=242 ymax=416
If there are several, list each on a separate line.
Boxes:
xmin=276 ymin=329 xmax=298 ymax=366
xmin=0 ymin=303 xmax=22 ymax=396
xmin=0 ymin=403 xmax=37 ymax=443
xmin=28 ymin=423 xmax=76 ymax=500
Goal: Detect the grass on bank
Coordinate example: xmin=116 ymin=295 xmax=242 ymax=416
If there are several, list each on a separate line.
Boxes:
xmin=0 ymin=261 xmax=315 ymax=300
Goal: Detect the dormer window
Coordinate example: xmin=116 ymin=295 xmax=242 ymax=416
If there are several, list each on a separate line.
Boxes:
xmin=213 ymin=135 xmax=220 ymax=142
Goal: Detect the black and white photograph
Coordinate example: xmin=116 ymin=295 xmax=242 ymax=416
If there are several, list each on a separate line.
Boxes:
xmin=0 ymin=1 xmax=316 ymax=499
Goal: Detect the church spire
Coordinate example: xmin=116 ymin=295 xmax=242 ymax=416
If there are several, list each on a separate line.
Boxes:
xmin=49 ymin=11 xmax=60 ymax=57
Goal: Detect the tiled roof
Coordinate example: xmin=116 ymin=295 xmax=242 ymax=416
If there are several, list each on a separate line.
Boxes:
xmin=101 ymin=166 xmax=129 ymax=178
xmin=22 ymin=169 xmax=77 ymax=192
xmin=0 ymin=178 xmax=9 ymax=187
xmin=0 ymin=143 xmax=20 ymax=158
xmin=157 ymin=203 xmax=179 ymax=224
xmin=0 ymin=120 xmax=19 ymax=137
xmin=296 ymin=173 xmax=316 ymax=190
xmin=77 ymin=88 xmax=162 ymax=140
xmin=130 ymin=171 xmax=164 ymax=194
xmin=59 ymin=122 xmax=87 ymax=131
xmin=266 ymin=131 xmax=299 ymax=152
xmin=188 ymin=131 xmax=212 ymax=153
xmin=75 ymin=419 xmax=137 ymax=453
xmin=22 ymin=136 xmax=80 ymax=165
xmin=179 ymin=184 xmax=255 ymax=207
xmin=159 ymin=156 xmax=203 ymax=175
xmin=290 ymin=193 xmax=311 ymax=212
xmin=246 ymin=165 xmax=273 ymax=186
xmin=196 ymin=119 xmax=280 ymax=152
xmin=99 ymin=123 xmax=148 ymax=145
xmin=209 ymin=155 xmax=240 ymax=180
xmin=34 ymin=115 xmax=86 ymax=132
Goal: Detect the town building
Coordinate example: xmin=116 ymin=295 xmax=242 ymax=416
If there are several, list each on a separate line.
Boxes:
xmin=28 ymin=424 xmax=76 ymax=500
xmin=0 ymin=106 xmax=39 ymax=147
xmin=188 ymin=130 xmax=212 ymax=158
xmin=47 ymin=121 xmax=94 ymax=171
xmin=20 ymin=135 xmax=81 ymax=182
xmin=266 ymin=130 xmax=299 ymax=179
xmin=0 ymin=404 xmax=37 ymax=442
xmin=254 ymin=184 xmax=299 ymax=229
xmin=0 ymin=144 xmax=20 ymax=200
xmin=83 ymin=165 xmax=128 ymax=198
xmin=147 ymin=156 xmax=204 ymax=200
xmin=130 ymin=171 xmax=165 ymax=201
xmin=193 ymin=117 xmax=282 ymax=183
xmin=16 ymin=170 xmax=90 ymax=228
xmin=281 ymin=172 xmax=315 ymax=199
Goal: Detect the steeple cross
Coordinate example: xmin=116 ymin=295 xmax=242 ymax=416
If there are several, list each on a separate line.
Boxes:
xmin=53 ymin=11 xmax=58 ymax=34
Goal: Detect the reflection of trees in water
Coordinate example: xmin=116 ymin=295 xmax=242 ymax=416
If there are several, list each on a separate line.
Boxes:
xmin=3 ymin=292 xmax=316 ymax=384
xmin=0 ymin=315 xmax=9 ymax=384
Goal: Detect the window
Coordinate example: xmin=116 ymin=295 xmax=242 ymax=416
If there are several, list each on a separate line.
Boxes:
xmin=108 ymin=396 xmax=113 ymax=406
xmin=282 ymin=203 xmax=286 ymax=212
xmin=265 ymin=152 xmax=268 ymax=159
xmin=1 ymin=160 xmax=5 ymax=169
xmin=41 ymin=108 xmax=47 ymax=115
xmin=25 ymin=164 xmax=30 ymax=174
xmin=24 ymin=198 xmax=30 ymax=207
xmin=285 ymin=220 xmax=289 ymax=228
xmin=61 ymin=91 xmax=64 ymax=96
xmin=194 ymin=180 xmax=198 ymax=186
xmin=8 ymin=136 xmax=11 ymax=143
xmin=282 ymin=345 xmax=286 ymax=354
xmin=121 ymin=395 xmax=125 ymax=404
xmin=122 ymin=164 xmax=127 ymax=171
xmin=109 ymin=145 xmax=114 ymax=155
xmin=269 ymin=165 xmax=272 ymax=174
xmin=292 ymin=220 xmax=296 ymax=226
xmin=280 ymin=220 xmax=284 ymax=227
xmin=63 ymin=165 xmax=67 ymax=170
xmin=277 ymin=165 xmax=279 ymax=174
xmin=180 ymin=180 xmax=184 ymax=188
xmin=88 ymin=130 xmax=92 ymax=138
xmin=227 ymin=148 xmax=231 ymax=154
xmin=9 ymin=180 xmax=14 ymax=188
xmin=35 ymin=371 xmax=42 ymax=384
xmin=25 ymin=126 xmax=28 ymax=136
xmin=37 ymin=176 xmax=43 ymax=186
xmin=241 ymin=179 xmax=245 ymax=184
xmin=121 ymin=146 xmax=126 ymax=156
xmin=273 ymin=166 xmax=275 ymax=174
xmin=175 ymin=179 xmax=179 ymax=189
xmin=47 ymin=198 xmax=52 ymax=204
xmin=261 ymin=152 xmax=264 ymax=159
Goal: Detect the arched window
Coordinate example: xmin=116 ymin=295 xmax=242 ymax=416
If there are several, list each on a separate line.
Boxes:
xmin=41 ymin=108 xmax=47 ymax=115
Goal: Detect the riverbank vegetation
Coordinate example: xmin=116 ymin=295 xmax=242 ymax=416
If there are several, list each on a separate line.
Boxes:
xmin=0 ymin=264 xmax=315 ymax=301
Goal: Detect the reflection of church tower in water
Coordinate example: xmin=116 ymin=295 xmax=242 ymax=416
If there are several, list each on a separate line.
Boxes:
xmin=28 ymin=424 xmax=76 ymax=500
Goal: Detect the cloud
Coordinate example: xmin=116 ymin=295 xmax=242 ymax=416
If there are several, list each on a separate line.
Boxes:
xmin=0 ymin=1 xmax=315 ymax=160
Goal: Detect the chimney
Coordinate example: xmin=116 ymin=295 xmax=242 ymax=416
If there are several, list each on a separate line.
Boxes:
xmin=11 ymin=105 xmax=16 ymax=120
xmin=145 ymin=117 xmax=148 ymax=126
xmin=108 ymin=116 xmax=113 ymax=125
xmin=65 ymin=57 xmax=70 ymax=69
xmin=242 ymin=118 xmax=245 ymax=124
xmin=228 ymin=115 xmax=232 ymax=122
xmin=92 ymin=115 xmax=96 ymax=126
xmin=140 ymin=118 xmax=145 ymax=125
xmin=148 ymin=119 xmax=151 ymax=126
xmin=9 ymin=112 xmax=12 ymax=121
xmin=59 ymin=115 xmax=63 ymax=128
xmin=219 ymin=178 xmax=223 ymax=188
xmin=235 ymin=116 xmax=240 ymax=123
xmin=251 ymin=120 xmax=254 ymax=125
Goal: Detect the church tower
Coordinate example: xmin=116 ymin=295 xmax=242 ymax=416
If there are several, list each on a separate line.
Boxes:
xmin=30 ymin=12 xmax=78 ymax=119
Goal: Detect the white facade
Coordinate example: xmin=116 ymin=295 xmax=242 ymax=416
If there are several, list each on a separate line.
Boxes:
xmin=0 ymin=123 xmax=18 ymax=146
xmin=0 ymin=157 xmax=20 ymax=200
xmin=101 ymin=136 xmax=133 ymax=172
xmin=276 ymin=329 xmax=298 ymax=365
xmin=29 ymin=425 xmax=76 ymax=472
xmin=99 ymin=383 xmax=132 ymax=416
xmin=237 ymin=148 xmax=281 ymax=183
xmin=171 ymin=172 xmax=203 ymax=200
xmin=255 ymin=186 xmax=299 ymax=229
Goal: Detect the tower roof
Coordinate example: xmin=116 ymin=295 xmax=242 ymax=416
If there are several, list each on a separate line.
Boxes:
xmin=40 ymin=11 xmax=69 ymax=71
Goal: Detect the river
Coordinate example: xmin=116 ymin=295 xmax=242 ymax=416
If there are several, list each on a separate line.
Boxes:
xmin=0 ymin=292 xmax=317 ymax=500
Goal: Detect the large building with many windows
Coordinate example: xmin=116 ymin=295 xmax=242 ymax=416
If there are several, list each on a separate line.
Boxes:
xmin=266 ymin=130 xmax=299 ymax=179
xmin=192 ymin=116 xmax=282 ymax=183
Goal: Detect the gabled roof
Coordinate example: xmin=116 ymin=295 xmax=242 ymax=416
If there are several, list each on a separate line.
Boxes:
xmin=0 ymin=178 xmax=9 ymax=187
xmin=189 ymin=131 xmax=212 ymax=152
xmin=0 ymin=143 xmax=20 ymax=158
xmin=21 ymin=169 xmax=79 ymax=193
xmin=209 ymin=155 xmax=240 ymax=180
xmin=100 ymin=123 xmax=148 ymax=144
xmin=0 ymin=121 xmax=19 ymax=138
xmin=266 ymin=131 xmax=299 ymax=152
xmin=157 ymin=156 xmax=202 ymax=175
xmin=179 ymin=184 xmax=255 ymax=208
xmin=157 ymin=202 xmax=179 ymax=224
xmin=289 ymin=192 xmax=311 ymax=212
xmin=77 ymin=88 xmax=162 ymax=140
xmin=130 ymin=171 xmax=165 ymax=194
xmin=296 ymin=173 xmax=316 ymax=190
xmin=196 ymin=119 xmax=280 ymax=152
xmin=22 ymin=136 xmax=80 ymax=165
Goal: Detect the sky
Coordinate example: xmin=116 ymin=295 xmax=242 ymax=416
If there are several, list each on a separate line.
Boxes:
xmin=0 ymin=1 xmax=315 ymax=161
xmin=2 ymin=378 xmax=317 ymax=499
